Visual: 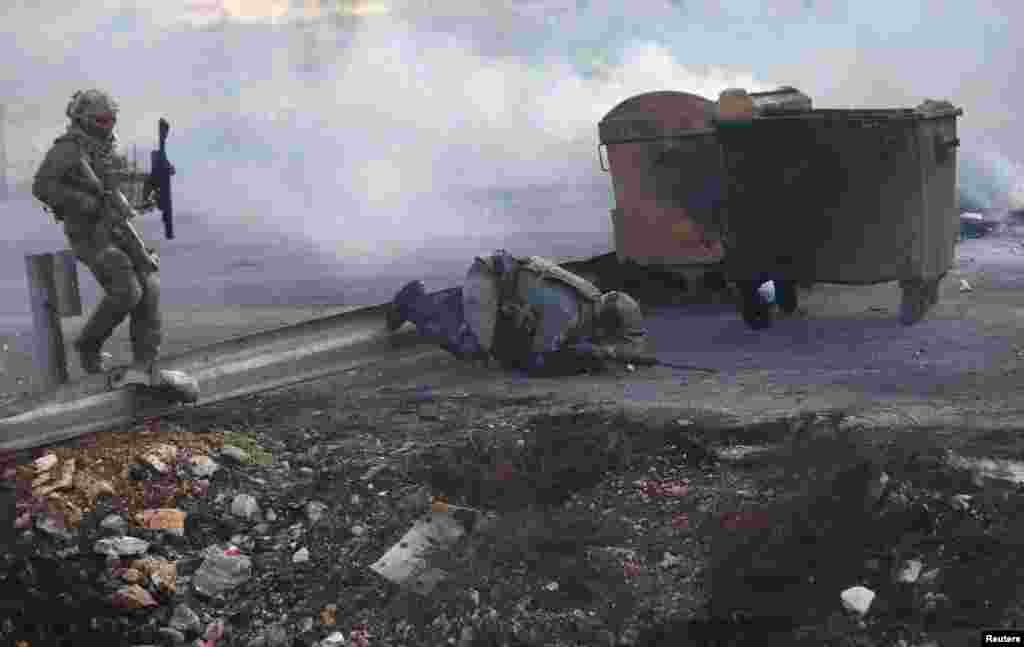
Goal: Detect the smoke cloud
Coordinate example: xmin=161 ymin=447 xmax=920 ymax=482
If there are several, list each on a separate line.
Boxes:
xmin=1 ymin=0 xmax=1022 ymax=270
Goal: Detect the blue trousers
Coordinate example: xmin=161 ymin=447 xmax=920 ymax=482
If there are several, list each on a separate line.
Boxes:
xmin=403 ymin=287 xmax=485 ymax=360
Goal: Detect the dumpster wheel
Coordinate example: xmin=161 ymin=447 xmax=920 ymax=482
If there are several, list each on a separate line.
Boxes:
xmin=737 ymin=280 xmax=775 ymax=330
xmin=899 ymin=273 xmax=944 ymax=326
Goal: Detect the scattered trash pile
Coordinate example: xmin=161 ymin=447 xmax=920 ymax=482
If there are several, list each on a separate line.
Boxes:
xmin=2 ymin=388 xmax=1023 ymax=647
xmin=644 ymin=428 xmax=1024 ymax=646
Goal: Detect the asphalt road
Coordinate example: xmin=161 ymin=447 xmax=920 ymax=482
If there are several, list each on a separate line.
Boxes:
xmin=1 ymin=232 xmax=1021 ymax=443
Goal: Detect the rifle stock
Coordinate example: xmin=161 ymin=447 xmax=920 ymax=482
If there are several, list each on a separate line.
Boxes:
xmin=78 ymin=156 xmax=159 ymax=274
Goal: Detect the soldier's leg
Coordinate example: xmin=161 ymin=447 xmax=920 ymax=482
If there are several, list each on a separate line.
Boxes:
xmin=75 ymin=247 xmax=143 ymax=373
xmin=129 ymin=270 xmax=162 ymax=365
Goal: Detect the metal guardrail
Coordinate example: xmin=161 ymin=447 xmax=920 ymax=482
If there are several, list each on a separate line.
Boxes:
xmin=0 ymin=303 xmax=437 ymax=452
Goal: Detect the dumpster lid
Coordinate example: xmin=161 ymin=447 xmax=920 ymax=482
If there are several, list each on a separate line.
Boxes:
xmin=599 ymin=91 xmax=715 ymax=144
xmin=724 ymin=105 xmax=963 ymax=123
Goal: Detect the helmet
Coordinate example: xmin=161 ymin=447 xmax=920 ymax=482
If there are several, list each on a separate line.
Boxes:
xmin=66 ymin=89 xmax=119 ymax=138
xmin=595 ymin=291 xmax=644 ymax=339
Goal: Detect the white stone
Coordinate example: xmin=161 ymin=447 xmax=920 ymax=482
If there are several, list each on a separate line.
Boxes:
xmin=959 ymin=279 xmax=972 ymax=292
xmin=320 ymin=632 xmax=347 ymax=646
xmin=189 ymin=455 xmax=220 ymax=478
xmin=100 ymin=514 xmax=126 ymax=533
xmin=896 ymin=560 xmax=923 ymax=583
xmin=231 ymin=494 xmax=261 ymax=521
xmin=94 ymin=536 xmax=150 ymax=558
xmin=840 ymin=586 xmax=876 ymax=615
xmin=292 ymin=547 xmax=310 ymax=564
xmin=221 ymin=445 xmax=250 ymax=463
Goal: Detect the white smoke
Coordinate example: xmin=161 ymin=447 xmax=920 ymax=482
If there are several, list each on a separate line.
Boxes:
xmin=1 ymin=0 xmax=1021 ymax=268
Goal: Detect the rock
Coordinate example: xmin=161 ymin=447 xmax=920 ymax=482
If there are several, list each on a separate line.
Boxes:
xmin=193 ymin=549 xmax=253 ymax=598
xmin=100 ymin=514 xmax=128 ymax=534
xmin=31 ymin=452 xmax=58 ymax=473
xmin=298 ymin=616 xmax=315 ymax=633
xmin=158 ymin=627 xmax=187 ymax=645
xmin=919 ymin=568 xmax=941 ymax=585
xmin=205 ymin=620 xmax=226 ymax=642
xmin=231 ymin=494 xmax=261 ymax=521
xmin=75 ymin=471 xmax=116 ymax=504
xmin=136 ymin=509 xmax=187 ymax=537
xmin=264 ymin=509 xmax=277 ymax=522
xmin=191 ymin=479 xmax=210 ymax=497
xmin=896 ymin=559 xmax=924 ymax=584
xmin=189 ymin=455 xmax=220 ymax=478
xmin=34 ymin=458 xmax=75 ymax=496
xmin=121 ymin=568 xmax=145 ymax=584
xmin=95 ymin=536 xmax=150 ymax=558
xmin=292 ymin=547 xmax=310 ymax=564
xmin=230 ymin=534 xmax=255 ymax=552
xmin=141 ymin=443 xmax=179 ymax=474
xmin=221 ymin=445 xmax=250 ymax=464
xmin=320 ymin=632 xmax=347 ymax=646
xmin=35 ymin=512 xmax=73 ymax=541
xmin=659 ymin=552 xmax=684 ymax=569
xmin=262 ymin=624 xmax=290 ymax=647
xmin=959 ymin=279 xmax=972 ymax=292
xmin=320 ymin=604 xmax=338 ymax=627
xmin=111 ymin=584 xmax=159 ymax=610
xmin=950 ymin=494 xmax=972 ymax=511
xmin=350 ymin=524 xmax=366 ymax=537
xmin=169 ymin=603 xmax=203 ymax=635
xmin=840 ymin=586 xmax=876 ymax=615
xmin=306 ymin=501 xmax=328 ymax=524
xmin=132 ymin=556 xmax=178 ymax=595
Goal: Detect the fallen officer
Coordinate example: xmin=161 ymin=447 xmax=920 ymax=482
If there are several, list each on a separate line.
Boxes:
xmin=386 ymin=250 xmax=650 ymax=377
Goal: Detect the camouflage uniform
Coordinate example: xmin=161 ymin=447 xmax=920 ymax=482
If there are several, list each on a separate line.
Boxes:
xmin=389 ymin=251 xmax=649 ymax=376
xmin=32 ymin=90 xmax=161 ymax=373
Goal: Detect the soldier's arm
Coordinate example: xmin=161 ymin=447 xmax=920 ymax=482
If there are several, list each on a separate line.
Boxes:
xmin=32 ymin=141 xmax=99 ymax=219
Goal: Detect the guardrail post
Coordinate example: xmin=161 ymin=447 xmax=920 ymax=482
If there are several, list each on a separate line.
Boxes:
xmin=24 ymin=251 xmax=82 ymax=391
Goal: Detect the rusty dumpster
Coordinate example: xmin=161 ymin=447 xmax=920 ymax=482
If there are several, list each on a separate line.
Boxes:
xmin=598 ymin=91 xmax=726 ymax=274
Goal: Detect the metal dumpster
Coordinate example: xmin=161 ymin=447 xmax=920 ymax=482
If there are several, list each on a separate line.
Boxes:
xmin=715 ymin=104 xmax=963 ymax=327
xmin=598 ymin=91 xmax=726 ymax=270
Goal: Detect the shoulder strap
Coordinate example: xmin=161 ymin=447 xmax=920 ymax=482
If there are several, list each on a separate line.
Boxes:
xmin=521 ymin=256 xmax=602 ymax=302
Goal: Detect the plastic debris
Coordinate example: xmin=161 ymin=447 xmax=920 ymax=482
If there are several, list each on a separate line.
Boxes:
xmin=193 ymin=548 xmax=253 ymax=598
xmin=370 ymin=509 xmax=468 ymax=595
xmin=840 ymin=586 xmax=876 ymax=615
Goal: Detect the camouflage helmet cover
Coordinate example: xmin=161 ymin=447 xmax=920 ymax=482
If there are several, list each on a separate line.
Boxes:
xmin=66 ymin=89 xmax=119 ymax=122
xmin=595 ymin=291 xmax=644 ymax=338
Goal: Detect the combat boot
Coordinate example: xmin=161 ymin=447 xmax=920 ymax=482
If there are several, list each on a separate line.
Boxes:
xmin=387 ymin=280 xmax=427 ymax=331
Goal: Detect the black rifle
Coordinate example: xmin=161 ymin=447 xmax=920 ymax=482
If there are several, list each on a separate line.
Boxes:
xmin=144 ymin=118 xmax=175 ymax=239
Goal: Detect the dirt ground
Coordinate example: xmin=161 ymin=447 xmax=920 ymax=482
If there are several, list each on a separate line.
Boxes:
xmin=2 ymin=232 xmax=1024 ymax=646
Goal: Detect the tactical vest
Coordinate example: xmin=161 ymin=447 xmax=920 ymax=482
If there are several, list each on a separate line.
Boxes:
xmin=481 ymin=255 xmax=602 ymax=368
xmin=46 ymin=131 xmax=120 ymax=222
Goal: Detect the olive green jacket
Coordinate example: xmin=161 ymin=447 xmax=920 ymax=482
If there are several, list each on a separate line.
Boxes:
xmin=32 ymin=129 xmax=126 ymax=229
